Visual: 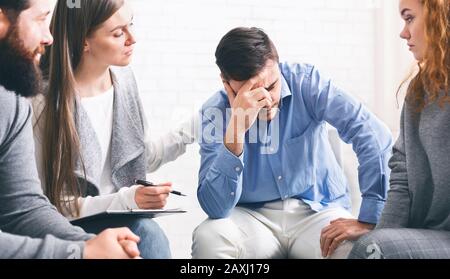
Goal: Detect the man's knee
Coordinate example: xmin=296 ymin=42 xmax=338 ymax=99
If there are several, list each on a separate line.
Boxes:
xmin=192 ymin=218 xmax=241 ymax=258
xmin=193 ymin=218 xmax=238 ymax=245
xmin=329 ymin=241 xmax=354 ymax=259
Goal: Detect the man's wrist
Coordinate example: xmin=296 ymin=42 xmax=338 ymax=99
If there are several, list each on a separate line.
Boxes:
xmin=224 ymin=124 xmax=245 ymax=156
xmin=224 ymin=141 xmax=243 ymax=157
xmin=358 ymin=220 xmax=376 ymax=230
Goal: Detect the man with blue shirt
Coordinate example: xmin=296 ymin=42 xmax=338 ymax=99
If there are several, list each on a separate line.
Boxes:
xmin=192 ymin=27 xmax=393 ymax=259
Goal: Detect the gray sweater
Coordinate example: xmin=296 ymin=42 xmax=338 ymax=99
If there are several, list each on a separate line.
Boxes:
xmin=378 ymin=100 xmax=450 ymax=231
xmin=0 ymin=87 xmax=92 ymax=259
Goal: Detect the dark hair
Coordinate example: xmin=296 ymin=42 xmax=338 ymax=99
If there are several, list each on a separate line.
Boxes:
xmin=215 ymin=27 xmax=279 ymax=81
xmin=0 ymin=0 xmax=30 ymax=22
xmin=0 ymin=0 xmax=29 ymax=10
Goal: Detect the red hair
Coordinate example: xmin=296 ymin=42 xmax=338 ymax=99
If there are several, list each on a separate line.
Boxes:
xmin=405 ymin=0 xmax=450 ymax=110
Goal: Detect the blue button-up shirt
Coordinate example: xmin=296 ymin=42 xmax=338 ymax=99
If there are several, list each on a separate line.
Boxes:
xmin=198 ymin=62 xmax=393 ymax=224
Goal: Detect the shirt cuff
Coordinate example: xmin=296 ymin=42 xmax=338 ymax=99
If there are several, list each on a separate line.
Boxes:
xmin=118 ymin=186 xmax=140 ymax=210
xmin=358 ymin=198 xmax=386 ymax=224
xmin=211 ymin=144 xmax=244 ymax=179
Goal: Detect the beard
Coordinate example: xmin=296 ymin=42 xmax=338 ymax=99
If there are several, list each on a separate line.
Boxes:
xmin=0 ymin=24 xmax=45 ymax=98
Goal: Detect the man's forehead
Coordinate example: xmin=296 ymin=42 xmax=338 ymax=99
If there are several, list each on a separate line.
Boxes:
xmin=256 ymin=59 xmax=277 ymax=76
xmin=261 ymin=64 xmax=279 ymax=83
xmin=231 ymin=62 xmax=279 ymax=89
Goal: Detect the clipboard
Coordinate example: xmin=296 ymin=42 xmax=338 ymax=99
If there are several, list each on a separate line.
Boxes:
xmin=70 ymin=208 xmax=186 ymax=226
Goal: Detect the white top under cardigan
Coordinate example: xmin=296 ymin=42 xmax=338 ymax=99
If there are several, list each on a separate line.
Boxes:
xmin=80 ymin=86 xmax=115 ymax=197
xmin=31 ymin=89 xmax=196 ymax=218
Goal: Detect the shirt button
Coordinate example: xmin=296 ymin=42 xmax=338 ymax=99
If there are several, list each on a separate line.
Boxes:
xmin=284 ymin=195 xmax=289 ymax=199
xmin=235 ymin=167 xmax=241 ymax=172
xmin=231 ymin=192 xmax=235 ymax=196
xmin=278 ymin=176 xmax=283 ymax=181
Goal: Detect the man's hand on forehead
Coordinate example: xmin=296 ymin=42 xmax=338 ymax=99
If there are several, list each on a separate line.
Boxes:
xmin=247 ymin=71 xmax=269 ymax=91
xmin=221 ymin=67 xmax=279 ymax=155
xmin=222 ymin=71 xmax=269 ymax=95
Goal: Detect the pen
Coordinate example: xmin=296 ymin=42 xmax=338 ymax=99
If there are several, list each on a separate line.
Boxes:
xmin=134 ymin=179 xmax=187 ymax=197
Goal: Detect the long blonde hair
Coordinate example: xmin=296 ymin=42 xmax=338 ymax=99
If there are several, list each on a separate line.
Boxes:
xmin=39 ymin=0 xmax=124 ymax=216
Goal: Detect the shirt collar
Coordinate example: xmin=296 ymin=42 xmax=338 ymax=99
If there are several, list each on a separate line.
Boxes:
xmin=280 ymin=73 xmax=292 ymax=99
xmin=279 ymin=70 xmax=292 ymax=109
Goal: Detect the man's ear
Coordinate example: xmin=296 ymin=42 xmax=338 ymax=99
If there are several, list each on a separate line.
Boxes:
xmin=0 ymin=8 xmax=11 ymax=39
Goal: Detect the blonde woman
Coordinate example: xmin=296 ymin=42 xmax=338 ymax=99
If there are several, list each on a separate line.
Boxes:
xmin=33 ymin=0 xmax=195 ymax=258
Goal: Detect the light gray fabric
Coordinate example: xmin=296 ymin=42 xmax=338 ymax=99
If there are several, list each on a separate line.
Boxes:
xmin=378 ymin=101 xmax=450 ymax=231
xmin=348 ymin=228 xmax=450 ymax=259
xmin=350 ymin=100 xmax=450 ymax=259
xmin=74 ymin=66 xmax=147 ymax=196
xmin=0 ymin=87 xmax=92 ymax=259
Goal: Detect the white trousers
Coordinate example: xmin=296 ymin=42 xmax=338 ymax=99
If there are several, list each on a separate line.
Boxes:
xmin=192 ymin=199 xmax=354 ymax=259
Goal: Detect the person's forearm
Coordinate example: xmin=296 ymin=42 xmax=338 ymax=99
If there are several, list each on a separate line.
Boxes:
xmin=0 ymin=232 xmax=85 ymax=259
xmin=78 ymin=187 xmax=138 ymax=217
xmin=224 ymin=120 xmax=245 ymax=156
xmin=198 ymin=179 xmax=242 ymax=219
xmin=198 ymin=145 xmax=244 ymax=219
xmin=144 ymin=114 xmax=196 ymax=173
xmin=146 ymin=132 xmax=187 ymax=173
xmin=5 ymin=201 xmax=94 ymax=242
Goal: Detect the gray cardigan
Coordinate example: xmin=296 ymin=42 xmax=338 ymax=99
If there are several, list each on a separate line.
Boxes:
xmin=33 ymin=66 xmax=148 ymax=197
xmin=378 ymin=100 xmax=450 ymax=231
xmin=32 ymin=66 xmax=194 ymax=216
xmin=73 ymin=66 xmax=147 ymax=196
xmin=0 ymin=87 xmax=91 ymax=259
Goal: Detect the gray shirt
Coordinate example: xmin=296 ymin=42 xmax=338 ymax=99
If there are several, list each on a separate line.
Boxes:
xmin=0 ymin=87 xmax=92 ymax=259
xmin=378 ymin=100 xmax=450 ymax=231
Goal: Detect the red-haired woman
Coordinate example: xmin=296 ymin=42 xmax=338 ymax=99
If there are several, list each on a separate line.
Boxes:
xmin=349 ymin=0 xmax=450 ymax=259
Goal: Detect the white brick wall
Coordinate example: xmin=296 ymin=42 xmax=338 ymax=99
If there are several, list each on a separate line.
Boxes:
xmin=128 ymin=0 xmax=404 ymax=258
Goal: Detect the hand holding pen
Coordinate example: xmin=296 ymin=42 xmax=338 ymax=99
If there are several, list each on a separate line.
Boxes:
xmin=133 ymin=180 xmax=173 ymax=210
xmin=134 ymin=179 xmax=187 ymax=197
